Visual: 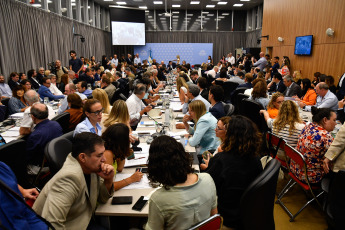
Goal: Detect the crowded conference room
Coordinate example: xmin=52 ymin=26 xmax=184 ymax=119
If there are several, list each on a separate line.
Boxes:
xmin=0 ymin=0 xmax=345 ymax=229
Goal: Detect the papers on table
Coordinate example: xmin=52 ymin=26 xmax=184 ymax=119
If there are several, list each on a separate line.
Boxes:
xmin=168 ymin=130 xmax=189 ymax=137
xmin=147 ymin=109 xmax=162 ymax=120
xmin=124 ymin=153 xmax=149 ymax=167
xmin=114 ymin=174 xmax=151 ymax=190
xmin=175 ymin=121 xmax=193 ymax=125
xmin=137 ymin=121 xmax=156 ymax=127
xmin=132 ymin=130 xmax=155 ymax=135
xmin=1 ymin=127 xmax=20 ymax=143
xmin=170 ymin=102 xmax=183 ymax=111
xmin=9 ymin=113 xmax=24 ymax=119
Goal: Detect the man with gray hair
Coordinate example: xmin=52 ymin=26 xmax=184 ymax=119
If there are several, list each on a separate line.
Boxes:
xmin=301 ymin=82 xmax=338 ymax=111
xmin=58 ymin=83 xmax=87 ymax=114
xmin=283 ymin=75 xmax=302 ymax=97
xmin=182 ymin=84 xmax=210 ymax=114
xmin=68 ymin=70 xmax=76 ymax=84
xmin=126 ymin=83 xmax=152 ymax=128
xmin=19 ymin=90 xmax=56 ymax=135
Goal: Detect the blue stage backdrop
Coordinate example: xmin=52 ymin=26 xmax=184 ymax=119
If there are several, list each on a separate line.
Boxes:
xmin=134 ymin=43 xmax=213 ymax=65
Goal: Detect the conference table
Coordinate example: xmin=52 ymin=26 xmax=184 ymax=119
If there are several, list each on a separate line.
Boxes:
xmin=95 ymin=90 xmax=199 ymax=218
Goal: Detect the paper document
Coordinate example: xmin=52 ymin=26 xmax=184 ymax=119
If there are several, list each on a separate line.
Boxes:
xmin=2 ymin=137 xmax=17 ymax=143
xmin=114 ymin=174 xmax=151 ymax=190
xmin=170 ymin=102 xmax=183 ymax=111
xmin=1 ymin=130 xmax=19 ymax=137
xmin=9 ymin=113 xmax=24 ymax=119
xmin=124 ymin=153 xmax=148 ymax=167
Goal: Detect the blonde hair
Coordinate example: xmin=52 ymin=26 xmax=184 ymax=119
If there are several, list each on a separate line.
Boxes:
xmin=293 ymin=70 xmax=302 ymax=82
xmin=267 ymin=92 xmax=284 ymax=109
xmin=92 ymin=88 xmax=111 ymax=114
xmin=273 ymin=100 xmax=302 ymax=135
xmin=189 ymin=100 xmax=206 ymax=128
xmin=176 ymin=76 xmax=189 ymax=93
xmin=103 ymin=100 xmax=130 ymax=128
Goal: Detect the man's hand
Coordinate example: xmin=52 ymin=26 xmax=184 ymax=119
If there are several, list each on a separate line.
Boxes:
xmin=21 ymin=188 xmax=39 ymax=200
xmin=97 ymin=163 xmax=114 ymax=181
xmin=143 ymin=105 xmax=152 ymax=113
xmin=323 ymin=158 xmax=332 ymax=174
xmin=338 ymin=99 xmax=345 ymax=109
xmin=299 ymin=101 xmax=306 ymax=108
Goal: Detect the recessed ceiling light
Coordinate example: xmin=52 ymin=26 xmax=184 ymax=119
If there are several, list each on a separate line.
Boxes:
xmin=71 ymin=3 xmax=76 ymax=6
xmin=218 ymin=1 xmax=227 ymax=5
xmin=104 ymin=0 xmax=113 ymax=1
xmin=207 ymin=14 xmax=214 ymax=16
xmin=172 ymin=4 xmax=181 ymax=7
xmin=116 ymin=1 xmax=126 ymax=4
xmin=153 ymin=1 xmax=163 ymax=4
xmin=190 ymin=1 xmax=200 ymax=4
xmin=218 ymin=16 xmax=225 ymax=18
xmin=172 ymin=11 xmax=179 ymax=13
xmin=145 ymin=10 xmax=149 ymax=12
xmin=31 ymin=3 xmax=41 ymax=7
xmin=202 ymin=11 xmax=209 ymax=14
xmin=139 ymin=6 xmax=147 ymax=9
xmin=233 ymin=4 xmax=243 ymax=6
xmin=206 ymin=5 xmax=215 ymax=8
xmin=222 ymin=13 xmax=229 ymax=15
xmin=172 ymin=15 xmax=179 ymax=18
xmin=241 ymin=0 xmax=250 ymax=1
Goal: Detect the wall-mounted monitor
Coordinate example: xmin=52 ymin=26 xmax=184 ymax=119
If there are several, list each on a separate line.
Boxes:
xmin=294 ymin=35 xmax=313 ymax=56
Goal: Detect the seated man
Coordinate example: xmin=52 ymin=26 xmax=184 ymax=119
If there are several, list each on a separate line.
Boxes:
xmin=78 ymin=68 xmax=95 ymax=85
xmin=33 ymin=132 xmax=115 ymax=229
xmin=228 ymin=71 xmax=245 ymax=84
xmin=126 ymin=83 xmax=152 ymax=128
xmin=58 ymin=83 xmax=87 ymax=114
xmin=26 ymin=103 xmax=63 ymax=175
xmin=38 ymin=77 xmax=65 ymax=101
xmin=8 ymin=72 xmax=21 ymax=90
xmin=182 ymin=84 xmax=210 ymax=114
xmin=0 ymin=74 xmax=12 ymax=98
xmin=268 ymin=72 xmax=286 ymax=93
xmin=77 ymin=81 xmax=93 ymax=97
xmin=209 ymin=85 xmax=226 ymax=119
xmin=101 ymin=75 xmax=116 ymax=101
xmin=238 ymin=73 xmax=254 ymax=89
xmin=20 ymin=90 xmax=56 ymax=135
xmin=283 ymin=75 xmax=302 ymax=98
xmin=303 ymin=82 xmax=338 ymax=111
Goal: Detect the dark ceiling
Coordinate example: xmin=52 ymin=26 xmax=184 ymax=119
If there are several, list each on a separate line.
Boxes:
xmin=93 ymin=0 xmax=263 ymax=11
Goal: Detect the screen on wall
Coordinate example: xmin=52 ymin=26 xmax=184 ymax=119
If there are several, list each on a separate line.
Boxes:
xmin=110 ymin=8 xmax=145 ymax=46
xmin=111 ymin=22 xmax=145 ymax=45
xmin=294 ymin=35 xmax=313 ymax=55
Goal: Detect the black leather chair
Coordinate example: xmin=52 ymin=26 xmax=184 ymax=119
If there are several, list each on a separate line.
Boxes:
xmin=60 ymin=130 xmax=74 ymax=142
xmin=231 ymin=87 xmax=248 ymax=105
xmin=222 ymin=82 xmax=239 ymax=103
xmin=1 ymin=98 xmax=10 ymax=120
xmin=239 ymin=99 xmax=268 ymax=133
xmin=44 ymin=136 xmax=72 ymax=176
xmin=240 ymin=159 xmax=281 ymax=230
xmin=235 ymin=93 xmax=249 ymax=114
xmin=111 ymin=88 xmax=128 ymax=104
xmin=223 ymin=102 xmax=235 ymax=116
xmin=215 ymin=79 xmax=224 ymax=86
xmin=0 ymin=139 xmax=30 ymax=188
xmin=51 ymin=112 xmax=70 ymax=134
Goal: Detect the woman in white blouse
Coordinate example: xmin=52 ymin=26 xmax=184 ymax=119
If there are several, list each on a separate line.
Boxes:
xmin=49 ymin=74 xmax=63 ymax=95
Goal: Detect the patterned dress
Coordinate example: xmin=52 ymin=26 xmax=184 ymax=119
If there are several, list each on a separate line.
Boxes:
xmin=289 ymin=123 xmax=334 ymax=184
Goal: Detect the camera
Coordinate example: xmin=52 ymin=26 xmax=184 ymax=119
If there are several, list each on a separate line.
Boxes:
xmin=47 ymin=61 xmax=56 ymax=73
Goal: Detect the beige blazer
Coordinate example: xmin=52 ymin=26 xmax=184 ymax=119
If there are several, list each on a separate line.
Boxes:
xmin=33 ymin=154 xmax=114 ymax=230
xmin=325 ymin=123 xmax=345 ymax=172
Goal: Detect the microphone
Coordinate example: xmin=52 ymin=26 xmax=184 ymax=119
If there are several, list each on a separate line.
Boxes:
xmin=145 ymin=112 xmax=167 ymax=139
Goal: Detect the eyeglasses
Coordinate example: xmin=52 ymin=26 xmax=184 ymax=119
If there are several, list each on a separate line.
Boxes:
xmin=216 ymin=126 xmax=225 ymax=131
xmin=89 ymin=108 xmax=104 ymax=115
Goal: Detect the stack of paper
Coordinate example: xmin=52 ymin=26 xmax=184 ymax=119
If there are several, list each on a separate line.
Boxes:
xmin=124 ymin=153 xmax=149 ymax=167
xmin=114 ymin=174 xmax=151 ymax=190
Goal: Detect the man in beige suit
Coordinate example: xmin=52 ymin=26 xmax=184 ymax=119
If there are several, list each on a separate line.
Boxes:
xmin=323 ymin=123 xmax=345 ymax=173
xmin=33 ymin=132 xmax=114 ymax=229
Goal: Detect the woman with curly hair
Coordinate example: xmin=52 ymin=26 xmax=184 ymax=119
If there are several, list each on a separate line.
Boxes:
xmin=206 ymin=115 xmax=263 ymax=229
xmin=249 ymin=79 xmax=269 ymax=109
xmin=267 ymin=92 xmax=284 ymax=119
xmin=145 ymin=135 xmax=217 ymax=229
xmin=102 ymin=123 xmax=143 ymax=191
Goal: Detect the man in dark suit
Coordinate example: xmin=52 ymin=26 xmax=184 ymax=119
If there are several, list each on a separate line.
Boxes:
xmin=209 ymin=85 xmax=225 ymax=119
xmin=190 ymin=70 xmax=200 ymax=84
xmin=77 ymin=68 xmax=95 ymax=85
xmin=197 ymin=77 xmax=209 ymax=101
xmin=238 ymin=73 xmax=254 ymax=89
xmin=268 ymin=73 xmax=286 ymax=93
xmin=27 ymin=69 xmax=41 ymax=90
xmin=283 ymin=75 xmax=302 ymax=97
xmin=8 ymin=72 xmax=21 ymax=90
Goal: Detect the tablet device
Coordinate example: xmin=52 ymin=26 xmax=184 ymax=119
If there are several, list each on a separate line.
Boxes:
xmin=111 ymin=196 xmax=133 ymax=205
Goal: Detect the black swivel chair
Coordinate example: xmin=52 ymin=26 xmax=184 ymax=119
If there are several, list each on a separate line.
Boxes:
xmin=1 ymin=98 xmax=10 ymax=120
xmin=60 ymin=130 xmax=74 ymax=142
xmin=44 ymin=137 xmax=73 ymax=176
xmin=222 ymin=102 xmax=235 ymax=116
xmin=239 ymin=99 xmax=268 ymax=133
xmin=231 ymin=87 xmax=248 ymax=105
xmin=222 ymin=82 xmax=239 ymax=103
xmin=51 ymin=112 xmax=70 ymax=134
xmin=240 ymin=159 xmax=281 ymax=230
xmin=0 ymin=139 xmax=31 ymax=188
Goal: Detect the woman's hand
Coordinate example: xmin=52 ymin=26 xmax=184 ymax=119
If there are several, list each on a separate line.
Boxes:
xmin=323 ymin=158 xmax=332 ymax=174
xmin=202 ymin=153 xmax=212 ymax=169
xmin=129 ymin=170 xmax=143 ymax=183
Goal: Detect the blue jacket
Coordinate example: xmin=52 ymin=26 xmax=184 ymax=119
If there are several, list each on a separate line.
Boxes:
xmin=38 ymin=85 xmax=64 ymax=101
xmin=0 ymin=162 xmax=48 ymax=229
xmin=188 ymin=112 xmax=219 ymax=154
xmin=209 ymin=102 xmax=225 ymax=119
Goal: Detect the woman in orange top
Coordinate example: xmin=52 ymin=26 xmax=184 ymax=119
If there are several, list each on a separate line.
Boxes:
xmin=295 ymin=79 xmax=317 ymax=107
xmin=65 ymin=93 xmax=84 ymax=130
xmin=267 ymin=92 xmax=284 ymax=119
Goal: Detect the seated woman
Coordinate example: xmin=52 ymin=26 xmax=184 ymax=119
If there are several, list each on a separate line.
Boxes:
xmin=266 ymin=92 xmax=284 ymax=119
xmin=249 ymin=79 xmax=269 ymax=109
xmin=20 ymin=79 xmax=32 ymax=92
xmin=145 ymin=135 xmax=217 ymax=230
xmin=8 ymin=85 xmax=29 ymax=114
xmin=206 ymin=115 xmax=263 ymax=229
xmin=65 ymin=93 xmax=84 ymax=130
xmin=92 ymin=88 xmax=111 ymax=114
xmin=200 ymin=116 xmax=231 ymax=170
xmin=49 ymin=74 xmax=63 ymax=95
xmin=102 ymin=123 xmax=143 ymax=191
xmin=176 ymin=76 xmax=189 ymax=104
xmin=73 ymin=99 xmax=103 ymax=136
xmin=290 ymin=107 xmax=336 ymax=184
xmin=183 ymin=100 xmax=219 ymax=157
xmin=295 ymin=78 xmax=317 ymax=108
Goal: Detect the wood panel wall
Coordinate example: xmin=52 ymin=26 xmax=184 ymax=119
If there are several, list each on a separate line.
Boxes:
xmin=261 ymin=0 xmax=345 ymax=83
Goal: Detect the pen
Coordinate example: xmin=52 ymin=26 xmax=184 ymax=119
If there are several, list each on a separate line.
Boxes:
xmin=134 ymin=157 xmax=146 ymax=160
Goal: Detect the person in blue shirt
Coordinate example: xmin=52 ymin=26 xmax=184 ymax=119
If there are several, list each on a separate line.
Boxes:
xmin=38 ymin=77 xmax=64 ymax=101
xmin=209 ymin=85 xmax=225 ymax=119
xmin=77 ymin=81 xmax=93 ymax=97
xmin=183 ymin=100 xmax=219 ymax=155
xmin=74 ymin=99 xmax=103 ymax=136
xmin=0 ymin=161 xmax=50 ymax=229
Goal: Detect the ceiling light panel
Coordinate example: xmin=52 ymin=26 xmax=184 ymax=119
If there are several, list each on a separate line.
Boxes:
xmin=233 ymin=4 xmax=244 ymax=6
xmin=153 ymin=1 xmax=163 ymax=4
xmin=218 ymin=1 xmax=227 ymax=4
xmin=172 ymin=4 xmax=181 ymax=7
xmin=116 ymin=1 xmax=126 ymax=4
xmin=190 ymin=1 xmax=200 ymax=4
xmin=206 ymin=5 xmax=215 ymax=8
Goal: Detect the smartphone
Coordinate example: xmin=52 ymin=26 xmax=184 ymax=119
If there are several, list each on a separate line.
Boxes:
xmin=132 ymin=196 xmax=148 ymax=211
xmin=112 ymin=196 xmax=133 ymax=205
xmin=136 ymin=167 xmax=148 ymax=173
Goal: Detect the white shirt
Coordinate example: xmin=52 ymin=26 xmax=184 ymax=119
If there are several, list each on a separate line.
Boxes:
xmin=228 ymin=56 xmax=235 ymax=65
xmin=21 ymin=105 xmax=56 ymax=130
xmin=111 ymin=58 xmax=118 ymax=67
xmin=49 ymin=83 xmax=63 ymax=96
xmin=126 ymin=94 xmax=145 ymax=126
xmin=134 ymin=57 xmax=141 ymax=65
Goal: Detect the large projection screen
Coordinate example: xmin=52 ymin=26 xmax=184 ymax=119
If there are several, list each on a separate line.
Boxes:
xmin=111 ymin=22 xmax=145 ymax=45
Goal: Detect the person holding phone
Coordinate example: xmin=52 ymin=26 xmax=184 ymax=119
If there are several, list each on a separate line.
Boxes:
xmin=145 ymin=135 xmax=217 ymax=229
